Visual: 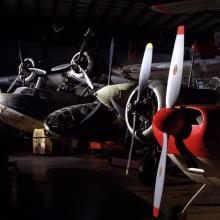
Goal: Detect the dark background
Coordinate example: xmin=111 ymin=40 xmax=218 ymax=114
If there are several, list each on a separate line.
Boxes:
xmin=0 ymin=0 xmax=220 ymax=75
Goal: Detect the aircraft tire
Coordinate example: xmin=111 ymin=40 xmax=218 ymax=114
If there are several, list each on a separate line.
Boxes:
xmin=138 ymin=156 xmax=157 ymax=186
xmin=165 ymin=205 xmax=186 ymax=220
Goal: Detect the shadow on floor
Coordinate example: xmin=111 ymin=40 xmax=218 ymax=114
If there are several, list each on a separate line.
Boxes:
xmin=7 ymin=167 xmax=157 ymax=220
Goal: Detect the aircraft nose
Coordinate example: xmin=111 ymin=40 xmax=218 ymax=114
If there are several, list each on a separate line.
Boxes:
xmin=153 ymin=108 xmax=185 ymax=135
xmin=44 ymin=110 xmax=69 ymax=136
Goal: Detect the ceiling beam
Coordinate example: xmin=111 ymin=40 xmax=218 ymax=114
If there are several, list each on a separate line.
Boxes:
xmin=0 ymin=0 xmax=5 ymax=14
xmin=111 ymin=0 xmax=136 ymax=24
xmin=67 ymin=0 xmax=79 ymax=19
xmin=35 ymin=0 xmax=40 ymax=15
xmin=17 ymin=0 xmax=23 ymax=14
xmin=52 ymin=0 xmax=61 ymax=19
xmin=83 ymin=0 xmax=97 ymax=23
xmin=194 ymin=16 xmax=220 ymax=33
xmin=152 ymin=14 xmax=173 ymax=28
xmin=99 ymin=0 xmax=118 ymax=23
xmin=127 ymin=3 xmax=151 ymax=26
xmin=198 ymin=20 xmax=220 ymax=36
xmin=186 ymin=16 xmax=210 ymax=30
xmin=138 ymin=11 xmax=158 ymax=27
xmin=167 ymin=15 xmax=190 ymax=28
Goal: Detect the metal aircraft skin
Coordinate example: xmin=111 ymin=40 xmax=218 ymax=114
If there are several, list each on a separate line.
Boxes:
xmin=0 ymin=55 xmax=136 ymax=136
xmin=147 ymin=25 xmax=220 ymax=219
xmin=45 ymin=26 xmax=220 ymax=220
xmin=0 ymin=26 xmax=135 ymax=136
xmin=0 ymin=74 xmax=90 ymax=133
xmin=150 ymin=0 xmax=220 ymax=14
xmin=44 ymin=53 xmax=220 ymax=144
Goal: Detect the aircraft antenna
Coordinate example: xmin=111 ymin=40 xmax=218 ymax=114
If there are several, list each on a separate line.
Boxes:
xmin=187 ymin=40 xmax=196 ymax=87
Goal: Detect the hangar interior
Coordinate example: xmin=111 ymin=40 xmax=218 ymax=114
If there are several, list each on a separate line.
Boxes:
xmin=1 ymin=1 xmax=220 ymax=220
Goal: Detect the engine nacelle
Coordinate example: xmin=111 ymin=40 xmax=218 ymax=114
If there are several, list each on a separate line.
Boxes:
xmin=125 ymin=80 xmax=166 ymax=142
xmin=67 ymin=51 xmax=93 ymax=79
xmin=125 ymin=80 xmax=220 ymax=142
xmin=19 ymin=57 xmax=37 ymax=82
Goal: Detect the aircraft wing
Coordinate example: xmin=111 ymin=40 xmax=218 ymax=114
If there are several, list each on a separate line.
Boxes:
xmin=150 ymin=0 xmax=220 ymax=14
xmin=121 ymin=58 xmax=220 ymax=83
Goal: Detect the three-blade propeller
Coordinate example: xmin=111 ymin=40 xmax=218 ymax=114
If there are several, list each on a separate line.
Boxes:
xmin=51 ymin=61 xmax=94 ymax=90
xmin=51 ymin=28 xmax=94 ymax=90
xmin=7 ymin=42 xmax=38 ymax=93
xmin=153 ymin=25 xmax=184 ymax=218
xmin=125 ymin=43 xmax=153 ymax=175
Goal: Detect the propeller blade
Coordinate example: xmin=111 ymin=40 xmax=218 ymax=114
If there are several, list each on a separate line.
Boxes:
xmin=78 ymin=65 xmax=94 ymax=90
xmin=28 ymin=68 xmax=47 ymax=75
xmin=18 ymin=41 xmax=23 ymax=64
xmin=137 ymin=43 xmax=153 ymax=101
xmin=166 ymin=26 xmax=184 ymax=108
xmin=125 ymin=114 xmax=137 ymax=176
xmin=126 ymin=43 xmax=153 ymax=175
xmin=153 ymin=26 xmax=185 ymax=218
xmin=109 ymin=97 xmax=125 ymax=120
xmin=51 ymin=63 xmax=73 ymax=72
xmin=108 ymin=38 xmax=114 ymax=85
xmin=7 ymin=75 xmax=20 ymax=93
xmin=153 ymin=133 xmax=168 ymax=218
xmin=78 ymin=28 xmax=94 ymax=61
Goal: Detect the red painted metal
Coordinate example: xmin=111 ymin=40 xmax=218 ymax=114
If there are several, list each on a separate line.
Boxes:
xmin=152 ymin=105 xmax=220 ymax=159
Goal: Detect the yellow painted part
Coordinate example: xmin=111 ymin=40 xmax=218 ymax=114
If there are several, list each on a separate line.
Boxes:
xmin=147 ymin=43 xmax=153 ymax=48
xmin=33 ymin=128 xmax=53 ymax=154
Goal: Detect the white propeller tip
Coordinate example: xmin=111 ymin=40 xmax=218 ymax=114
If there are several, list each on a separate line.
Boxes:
xmin=153 ymin=207 xmax=159 ymax=218
xmin=146 ymin=43 xmax=153 ymax=48
xmin=177 ymin=25 xmax=184 ymax=35
xmin=125 ymin=169 xmax=129 ymax=176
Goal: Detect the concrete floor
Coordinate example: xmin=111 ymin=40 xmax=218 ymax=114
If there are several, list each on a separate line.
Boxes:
xmin=4 ymin=153 xmax=220 ymax=220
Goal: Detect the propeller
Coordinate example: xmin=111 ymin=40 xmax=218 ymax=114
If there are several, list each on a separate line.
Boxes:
xmin=51 ymin=28 xmax=95 ymax=90
xmin=108 ymin=38 xmax=114 ymax=85
xmin=77 ymin=28 xmax=94 ymax=61
xmin=52 ymin=61 xmax=94 ymax=89
xmin=95 ymin=37 xmax=126 ymax=119
xmin=51 ymin=63 xmax=73 ymax=72
xmin=18 ymin=41 xmax=23 ymax=65
xmin=7 ymin=42 xmax=39 ymax=92
xmin=51 ymin=28 xmax=94 ymax=73
xmin=8 ymin=43 xmax=33 ymax=92
xmin=28 ymin=68 xmax=47 ymax=76
xmin=78 ymin=65 xmax=94 ymax=90
xmin=153 ymin=25 xmax=184 ymax=218
xmin=125 ymin=43 xmax=153 ymax=176
xmin=7 ymin=42 xmax=24 ymax=92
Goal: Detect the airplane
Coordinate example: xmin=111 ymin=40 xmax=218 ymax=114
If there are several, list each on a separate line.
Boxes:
xmin=85 ymin=25 xmax=220 ymax=194
xmin=0 ymin=28 xmax=102 ymax=134
xmin=150 ymin=0 xmax=220 ymax=14
xmin=129 ymin=25 xmax=220 ymax=219
xmin=43 ymin=28 xmax=220 ymax=170
xmin=0 ymin=34 xmax=138 ymax=143
xmin=0 ymin=28 xmax=103 ymax=93
xmin=43 ymin=38 xmax=136 ymax=144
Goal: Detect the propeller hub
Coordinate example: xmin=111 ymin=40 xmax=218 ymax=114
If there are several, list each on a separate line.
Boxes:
xmin=153 ymin=108 xmax=185 ymax=135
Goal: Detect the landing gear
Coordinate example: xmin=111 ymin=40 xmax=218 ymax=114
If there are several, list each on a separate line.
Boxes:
xmin=165 ymin=184 xmax=207 ymax=220
xmin=138 ymin=147 xmax=159 ymax=186
xmin=165 ymin=205 xmax=185 ymax=220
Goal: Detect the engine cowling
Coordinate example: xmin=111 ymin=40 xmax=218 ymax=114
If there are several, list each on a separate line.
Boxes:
xmin=125 ymin=80 xmax=220 ymax=142
xmin=125 ymin=80 xmax=166 ymax=142
xmin=18 ymin=57 xmax=36 ymax=82
xmin=67 ymin=51 xmax=93 ymax=79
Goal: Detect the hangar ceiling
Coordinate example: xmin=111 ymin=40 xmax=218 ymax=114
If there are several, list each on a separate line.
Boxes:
xmin=0 ymin=0 xmax=220 ymax=49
